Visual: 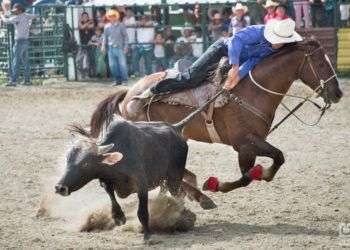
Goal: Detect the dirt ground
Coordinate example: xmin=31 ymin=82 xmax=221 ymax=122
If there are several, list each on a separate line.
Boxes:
xmin=0 ymin=79 xmax=349 ymax=249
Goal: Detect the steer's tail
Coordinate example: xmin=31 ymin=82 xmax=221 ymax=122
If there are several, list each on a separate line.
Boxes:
xmin=90 ymin=86 xmax=129 ymax=138
xmin=174 ymin=89 xmax=226 ymax=132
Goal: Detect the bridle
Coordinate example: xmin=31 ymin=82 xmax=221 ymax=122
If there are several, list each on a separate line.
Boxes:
xmin=297 ymin=46 xmax=337 ymax=95
xmin=245 ymin=44 xmax=337 ymax=134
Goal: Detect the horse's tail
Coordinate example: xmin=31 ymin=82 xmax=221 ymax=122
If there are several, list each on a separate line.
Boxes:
xmin=90 ymin=86 xmax=129 ymax=138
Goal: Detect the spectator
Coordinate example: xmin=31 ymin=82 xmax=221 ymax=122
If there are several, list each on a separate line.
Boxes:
xmin=323 ymin=0 xmax=337 ymax=26
xmin=1 ymin=3 xmax=35 ymax=86
xmin=230 ymin=3 xmax=250 ymax=35
xmin=151 ymin=5 xmax=161 ymax=24
xmin=264 ymin=0 xmax=279 ymax=23
xmin=275 ymin=4 xmax=290 ymax=20
xmin=163 ymin=25 xmax=176 ymax=67
xmin=249 ymin=0 xmax=266 ymax=24
xmin=88 ymin=27 xmax=106 ymax=78
xmin=340 ymin=1 xmax=350 ymax=27
xmin=123 ymin=7 xmax=136 ymax=76
xmin=311 ymin=0 xmax=325 ymax=27
xmin=79 ymin=11 xmax=94 ymax=45
xmin=280 ymin=0 xmax=296 ymax=18
xmin=293 ymin=0 xmax=312 ymax=29
xmin=208 ymin=13 xmax=224 ymax=42
xmin=78 ymin=11 xmax=94 ymax=77
xmin=193 ymin=3 xmax=201 ymax=25
xmin=133 ymin=15 xmax=155 ymax=76
xmin=102 ymin=9 xmax=128 ymax=85
xmin=153 ymin=33 xmax=166 ymax=72
xmin=95 ymin=7 xmax=108 ymax=29
xmin=222 ymin=7 xmax=233 ymax=32
xmin=192 ymin=26 xmax=203 ymax=60
xmin=175 ymin=23 xmax=196 ymax=62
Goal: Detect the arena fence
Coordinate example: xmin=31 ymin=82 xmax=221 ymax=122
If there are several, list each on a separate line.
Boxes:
xmin=0 ymin=5 xmax=66 ymax=84
xmin=0 ymin=2 xmax=349 ymax=84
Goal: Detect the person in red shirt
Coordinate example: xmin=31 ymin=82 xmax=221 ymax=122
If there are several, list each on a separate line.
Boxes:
xmin=264 ymin=0 xmax=279 ymax=23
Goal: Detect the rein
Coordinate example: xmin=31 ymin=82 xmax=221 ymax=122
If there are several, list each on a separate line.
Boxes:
xmin=246 ymin=45 xmax=336 ymax=135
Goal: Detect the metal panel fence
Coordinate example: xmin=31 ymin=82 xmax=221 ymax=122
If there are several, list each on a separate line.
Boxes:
xmin=0 ymin=5 xmax=66 ymax=84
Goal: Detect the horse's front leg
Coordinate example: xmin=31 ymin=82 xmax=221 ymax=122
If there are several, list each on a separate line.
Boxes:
xmin=203 ymin=134 xmax=285 ymax=193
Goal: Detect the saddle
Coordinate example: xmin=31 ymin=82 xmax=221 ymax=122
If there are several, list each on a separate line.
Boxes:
xmin=147 ymin=58 xmax=231 ymax=143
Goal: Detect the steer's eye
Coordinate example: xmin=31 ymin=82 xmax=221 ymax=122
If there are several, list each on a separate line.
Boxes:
xmin=81 ymin=162 xmax=89 ymax=168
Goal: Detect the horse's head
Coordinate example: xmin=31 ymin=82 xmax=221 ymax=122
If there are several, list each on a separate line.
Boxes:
xmin=297 ymin=38 xmax=343 ymax=104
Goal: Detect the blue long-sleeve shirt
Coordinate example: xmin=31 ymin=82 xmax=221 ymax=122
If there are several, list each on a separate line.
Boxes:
xmin=224 ymin=25 xmax=276 ymax=79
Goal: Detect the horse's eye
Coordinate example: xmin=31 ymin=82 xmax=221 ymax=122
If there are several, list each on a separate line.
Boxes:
xmin=82 ymin=162 xmax=89 ymax=168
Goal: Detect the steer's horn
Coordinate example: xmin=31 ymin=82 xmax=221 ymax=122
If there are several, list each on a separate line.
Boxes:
xmin=97 ymin=143 xmax=115 ymax=154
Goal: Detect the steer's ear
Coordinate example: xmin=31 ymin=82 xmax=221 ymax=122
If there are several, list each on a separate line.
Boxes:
xmin=101 ymin=152 xmax=123 ymax=166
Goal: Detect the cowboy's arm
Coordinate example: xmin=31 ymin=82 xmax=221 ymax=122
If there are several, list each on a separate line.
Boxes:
xmin=224 ymin=26 xmax=264 ymax=90
xmin=238 ymin=57 xmax=262 ymax=79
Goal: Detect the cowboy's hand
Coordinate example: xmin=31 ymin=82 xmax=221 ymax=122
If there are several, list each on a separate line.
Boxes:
xmin=223 ymin=65 xmax=240 ymax=90
xmin=123 ymin=47 xmax=128 ymax=54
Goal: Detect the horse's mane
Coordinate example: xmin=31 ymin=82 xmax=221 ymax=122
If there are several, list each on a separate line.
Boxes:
xmin=207 ymin=36 xmax=322 ymax=84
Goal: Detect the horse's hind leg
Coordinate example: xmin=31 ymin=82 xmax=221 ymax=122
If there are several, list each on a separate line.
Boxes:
xmin=181 ymin=181 xmax=217 ymax=209
xmin=183 ymin=169 xmax=198 ymax=188
xmin=203 ymin=134 xmax=285 ymax=193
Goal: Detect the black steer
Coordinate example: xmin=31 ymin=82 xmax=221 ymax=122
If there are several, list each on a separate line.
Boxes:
xmin=55 ymin=119 xmax=189 ymax=240
xmin=55 ymin=93 xmax=221 ymax=240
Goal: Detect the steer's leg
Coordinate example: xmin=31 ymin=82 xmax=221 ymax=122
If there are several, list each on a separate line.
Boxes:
xmin=137 ymin=188 xmax=151 ymax=241
xmin=101 ymin=180 xmax=126 ymax=226
xmin=203 ymin=134 xmax=285 ymax=193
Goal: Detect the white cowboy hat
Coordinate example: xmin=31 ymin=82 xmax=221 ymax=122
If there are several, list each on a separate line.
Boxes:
xmin=232 ymin=3 xmax=248 ymax=13
xmin=264 ymin=0 xmax=279 ymax=8
xmin=264 ymin=19 xmax=303 ymax=44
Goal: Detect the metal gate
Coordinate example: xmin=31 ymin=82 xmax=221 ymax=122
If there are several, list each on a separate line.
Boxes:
xmin=0 ymin=5 xmax=66 ymax=84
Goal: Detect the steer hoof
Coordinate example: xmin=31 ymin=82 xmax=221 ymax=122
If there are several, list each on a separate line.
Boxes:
xmin=113 ymin=213 xmax=126 ymax=226
xmin=199 ymin=195 xmax=217 ymax=210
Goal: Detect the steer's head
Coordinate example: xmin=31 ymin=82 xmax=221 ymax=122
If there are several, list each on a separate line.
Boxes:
xmin=55 ymin=130 xmax=123 ymax=196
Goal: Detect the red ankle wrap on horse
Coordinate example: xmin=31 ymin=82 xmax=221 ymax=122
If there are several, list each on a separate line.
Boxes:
xmin=249 ymin=164 xmax=263 ymax=181
xmin=207 ymin=176 xmax=219 ymax=192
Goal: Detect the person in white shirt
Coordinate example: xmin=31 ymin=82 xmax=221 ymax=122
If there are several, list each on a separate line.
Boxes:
xmin=1 ymin=3 xmax=35 ymax=86
xmin=132 ymin=15 xmax=155 ymax=76
xmin=192 ymin=26 xmax=203 ymax=60
xmin=123 ymin=8 xmax=136 ymax=76
xmin=153 ymin=33 xmax=166 ymax=72
xmin=174 ymin=24 xmax=196 ymax=62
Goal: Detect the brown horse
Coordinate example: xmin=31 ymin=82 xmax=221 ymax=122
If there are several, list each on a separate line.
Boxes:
xmin=89 ymin=39 xmax=343 ymax=196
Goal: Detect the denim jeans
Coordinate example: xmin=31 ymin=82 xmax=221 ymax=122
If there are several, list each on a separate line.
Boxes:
xmin=11 ymin=39 xmax=30 ymax=83
xmin=294 ymin=1 xmax=312 ymax=29
xmin=132 ymin=46 xmax=153 ymax=76
xmin=108 ymin=47 xmax=128 ymax=83
xmin=151 ymin=38 xmax=227 ymax=94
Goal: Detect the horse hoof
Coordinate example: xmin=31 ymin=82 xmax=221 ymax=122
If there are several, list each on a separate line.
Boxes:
xmin=202 ymin=176 xmax=219 ymax=192
xmin=199 ymin=195 xmax=217 ymax=210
